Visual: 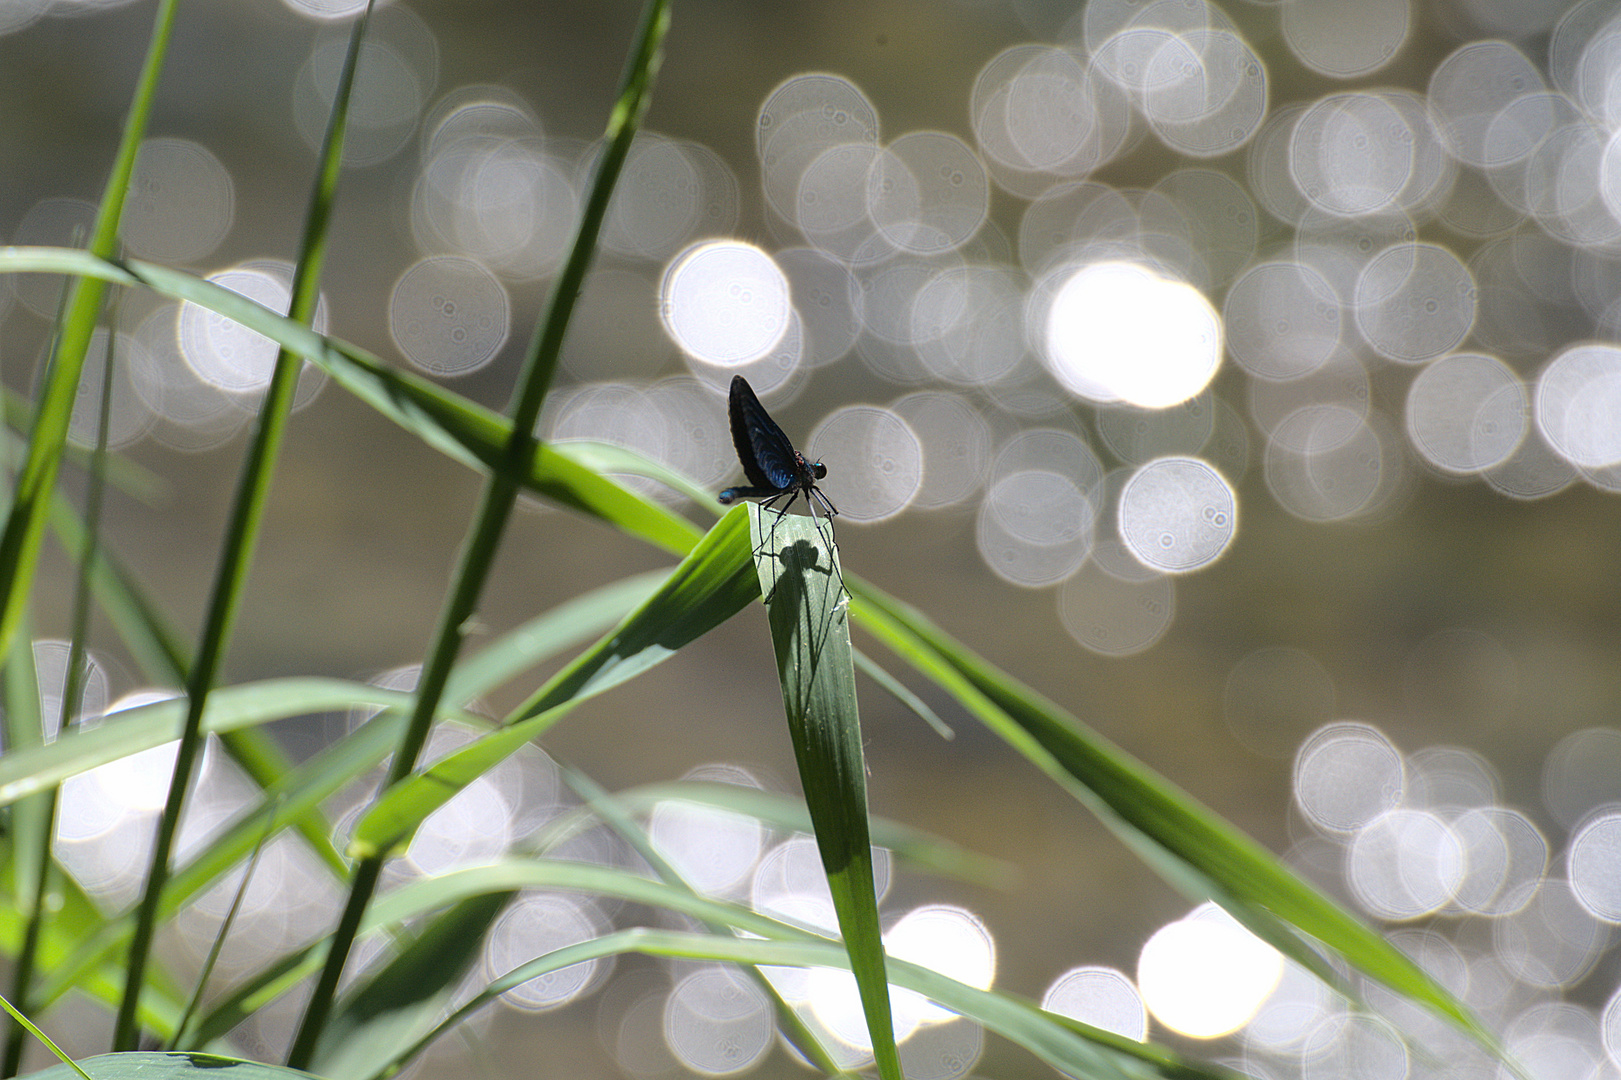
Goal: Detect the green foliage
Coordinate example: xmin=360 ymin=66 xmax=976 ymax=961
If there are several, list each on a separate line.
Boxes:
xmin=0 ymin=1 xmax=1511 ymax=1079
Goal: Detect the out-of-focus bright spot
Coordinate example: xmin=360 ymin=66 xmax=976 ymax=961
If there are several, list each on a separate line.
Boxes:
xmin=389 ymin=255 xmax=509 ymax=375
xmin=1405 ymin=352 xmax=1527 ymax=474
xmin=1243 ymin=959 xmax=1341 ymax=1052
xmin=1354 ymin=243 xmax=1476 ymax=363
xmin=604 ymin=134 xmax=738 ymax=262
xmin=131 ymin=302 xmax=250 ymax=451
xmin=0 ymin=0 xmax=48 ymax=36
xmin=1494 ymin=878 xmax=1609 ymax=989
xmin=1346 ymin=808 xmax=1464 ymax=919
xmin=642 ymin=377 xmax=733 ymax=492
xmin=411 ymin=93 xmax=577 ymax=280
xmin=62 ymin=690 xmax=181 ymax=820
xmin=12 ymin=196 xmax=95 ymax=317
xmin=1300 ymin=1013 xmax=1408 ymax=1080
xmin=1484 ymin=424 xmax=1577 ymax=500
xmin=1043 ymin=261 xmax=1222 ymax=408
xmin=1137 ymin=905 xmax=1283 ymax=1038
xmin=1405 ymin=743 xmax=1499 ymax=811
xmin=867 ymin=131 xmax=988 ymax=255
xmin=1450 ymin=806 xmax=1546 ymax=916
xmin=400 ymin=723 xmax=514 ymax=877
xmin=807 ymin=404 xmax=921 ymax=521
xmin=777 ymin=248 xmax=862 ymax=369
xmin=1282 ymin=0 xmax=1409 ymax=77
xmin=1223 ymin=646 xmax=1336 ymax=759
xmin=122 ymin=138 xmax=234 ymax=262
xmin=1428 ymin=41 xmax=1547 ymax=169
xmin=661 ymin=240 xmax=791 ymax=367
xmin=293 ymin=10 xmax=434 ymax=167
xmin=1249 ymin=104 xmax=1315 ymax=226
xmin=1291 ymin=93 xmax=1414 ymax=217
xmin=484 ymin=892 xmax=608 ymax=1011
xmin=806 ymin=906 xmax=993 ymax=1050
xmin=897 ymin=1018 xmax=983 ymax=1080
xmin=757 ymin=72 xmax=880 ymax=226
xmin=893 ymin=392 xmax=992 ymax=509
xmin=1567 ymin=813 xmax=1621 ymax=922
xmin=178 ymin=261 xmax=329 ymax=396
xmin=1097 ymin=394 xmax=1216 ymax=466
xmin=977 ymin=471 xmax=1095 ymax=587
xmin=1041 ymin=966 xmax=1146 ymax=1041
xmin=1535 ymin=343 xmax=1621 ymax=469
xmin=1545 ymin=728 xmax=1621 ymax=839
xmin=1224 ymin=261 xmax=1342 ymax=381
xmin=649 ymin=767 xmax=765 ymax=898
xmin=971 ymin=45 xmax=1131 ymax=196
xmin=1294 ymin=722 xmax=1404 ymax=834
xmin=1264 ymin=405 xmax=1401 ymax=522
xmin=752 ymin=835 xmax=840 ymax=938
xmin=1057 ymin=554 xmax=1175 ymax=655
xmin=912 ymin=265 xmax=1026 ymax=386
xmin=663 ymin=967 xmax=772 ymax=1076
xmin=68 ymin=329 xmax=155 ymax=450
xmin=278 ymin=0 xmax=379 ymax=18
xmin=885 ymin=905 xmax=997 ymax=1035
xmin=1504 ymin=1003 xmax=1612 ymax=1080
xmin=1117 ymin=456 xmax=1235 ymax=573
xmin=1138 ymin=30 xmax=1268 ymax=159
xmin=32 ymin=639 xmax=109 ymax=739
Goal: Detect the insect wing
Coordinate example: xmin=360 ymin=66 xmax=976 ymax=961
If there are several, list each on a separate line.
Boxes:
xmin=729 ymin=375 xmax=800 ymax=491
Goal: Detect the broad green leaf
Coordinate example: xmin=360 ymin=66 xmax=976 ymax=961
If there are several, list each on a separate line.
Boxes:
xmin=745 ymin=505 xmax=899 ymax=1080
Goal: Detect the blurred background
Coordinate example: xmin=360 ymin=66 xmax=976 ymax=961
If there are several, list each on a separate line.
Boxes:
xmin=5 ymin=0 xmax=1621 ymax=1076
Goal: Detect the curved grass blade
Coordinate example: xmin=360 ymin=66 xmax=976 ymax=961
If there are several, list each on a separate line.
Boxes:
xmin=26 ymin=573 xmax=657 ymax=1013
xmin=850 ymin=581 xmax=1502 ymax=1056
xmin=529 ymin=780 xmax=1015 ymax=887
xmin=348 ymin=506 xmax=757 ymax=859
xmin=361 ymin=925 xmax=1246 ymax=1080
xmin=0 ymin=247 xmax=702 ymax=558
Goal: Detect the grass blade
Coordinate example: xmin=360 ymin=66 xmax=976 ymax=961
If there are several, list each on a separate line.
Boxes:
xmin=348 ymin=506 xmax=755 ymax=858
xmin=744 ymin=506 xmax=900 ymax=1080
xmin=0 ymin=0 xmax=179 ymax=662
xmin=286 ymin=2 xmax=672 ymax=1062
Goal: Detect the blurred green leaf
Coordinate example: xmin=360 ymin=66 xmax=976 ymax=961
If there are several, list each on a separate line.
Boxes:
xmin=348 ymin=507 xmax=757 ymax=858
xmin=312 ymin=892 xmax=512 ymax=1080
xmin=21 ymin=1054 xmax=318 ymax=1080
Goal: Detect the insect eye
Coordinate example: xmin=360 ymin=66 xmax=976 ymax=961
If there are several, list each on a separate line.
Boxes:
xmin=811 ymin=462 xmax=827 ymax=480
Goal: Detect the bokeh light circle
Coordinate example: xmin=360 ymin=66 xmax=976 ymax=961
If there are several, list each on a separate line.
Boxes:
xmin=1042 ymin=261 xmax=1222 ymax=408
xmin=389 ymin=255 xmax=510 ymax=376
xmin=661 ymin=241 xmax=791 ymax=367
xmin=807 ymin=404 xmax=922 ymax=522
xmin=1117 ymin=456 xmax=1236 ymax=573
